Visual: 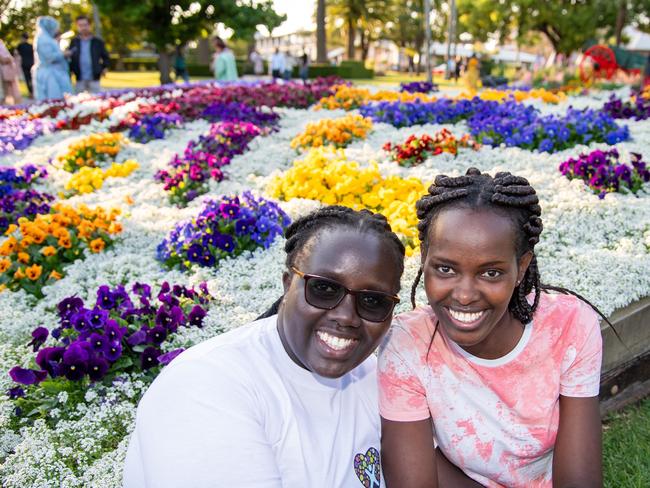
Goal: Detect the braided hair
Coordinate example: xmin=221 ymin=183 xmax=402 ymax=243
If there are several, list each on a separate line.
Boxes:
xmin=257 ymin=205 xmax=406 ymax=319
xmin=412 ymin=167 xmax=613 ymax=328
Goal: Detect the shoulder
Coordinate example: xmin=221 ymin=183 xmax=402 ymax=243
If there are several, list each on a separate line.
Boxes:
xmin=534 ymin=292 xmax=601 ymax=343
xmin=140 ymin=317 xmax=277 ymax=406
xmin=380 ymin=306 xmax=437 ymax=358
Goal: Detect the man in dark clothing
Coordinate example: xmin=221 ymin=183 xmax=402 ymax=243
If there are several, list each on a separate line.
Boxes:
xmin=68 ymin=15 xmax=110 ymax=93
xmin=15 ymin=33 xmax=34 ymax=96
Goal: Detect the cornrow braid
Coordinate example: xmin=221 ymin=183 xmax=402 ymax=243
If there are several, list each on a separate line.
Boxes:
xmin=411 ymin=167 xmax=613 ymax=332
xmin=257 ymin=205 xmax=406 ymax=319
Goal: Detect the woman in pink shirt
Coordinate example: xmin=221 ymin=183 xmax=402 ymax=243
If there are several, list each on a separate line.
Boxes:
xmin=379 ymin=168 xmax=604 ymax=487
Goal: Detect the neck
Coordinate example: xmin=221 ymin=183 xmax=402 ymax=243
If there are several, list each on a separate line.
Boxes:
xmin=80 ymin=33 xmax=92 ymax=40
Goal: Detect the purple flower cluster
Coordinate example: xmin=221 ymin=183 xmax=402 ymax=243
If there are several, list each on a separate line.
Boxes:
xmin=559 ymin=148 xmax=650 ymax=198
xmin=0 ymin=165 xmax=54 ymax=233
xmin=128 ymin=113 xmax=184 ymax=143
xmin=8 ymin=281 xmax=213 ymax=404
xmin=360 ymin=98 xmax=630 ymax=153
xmin=0 ymin=117 xmax=54 ymax=156
xmin=201 ymin=101 xmax=281 ymax=128
xmin=157 ymin=191 xmax=290 ymax=270
xmin=602 ymin=92 xmax=650 ymax=121
xmin=155 ymin=121 xmax=263 ymax=206
xmin=399 ymin=81 xmax=438 ymax=94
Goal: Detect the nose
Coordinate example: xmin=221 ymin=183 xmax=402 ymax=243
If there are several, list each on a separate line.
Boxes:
xmin=451 ymin=275 xmax=480 ymax=306
xmin=328 ymin=292 xmax=363 ymax=328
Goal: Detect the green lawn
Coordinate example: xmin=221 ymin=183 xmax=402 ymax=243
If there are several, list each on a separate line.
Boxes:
xmin=603 ymin=396 xmax=650 ymax=487
xmin=17 ymin=70 xmax=463 ymax=98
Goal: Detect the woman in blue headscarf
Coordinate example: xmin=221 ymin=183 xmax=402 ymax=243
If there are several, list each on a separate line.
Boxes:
xmin=32 ymin=16 xmax=73 ymax=101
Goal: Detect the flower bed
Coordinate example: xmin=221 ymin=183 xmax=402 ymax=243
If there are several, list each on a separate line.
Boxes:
xmin=0 ymin=80 xmax=649 ymax=487
xmin=57 ymin=133 xmax=125 ymax=173
xmin=0 ymin=165 xmax=54 ymax=233
xmin=267 ymin=148 xmax=425 ymax=254
xmin=0 ymin=204 xmax=122 ymax=297
xmin=400 ymin=81 xmax=439 ymax=93
xmin=360 ymin=98 xmax=630 ymax=152
xmin=155 ymin=122 xmax=264 ymax=205
xmin=383 ymin=129 xmax=480 ymax=166
xmin=8 ymin=281 xmax=213 ymax=426
xmin=128 ymin=114 xmax=184 ymax=143
xmin=157 ymin=192 xmax=290 ymax=270
xmin=64 ymin=160 xmax=140 ymax=195
xmin=290 ymin=114 xmax=373 ymax=150
xmin=559 ymin=148 xmax=650 ymax=197
xmin=602 ymin=89 xmax=650 ymax=121
xmin=315 ymin=85 xmax=437 ymax=110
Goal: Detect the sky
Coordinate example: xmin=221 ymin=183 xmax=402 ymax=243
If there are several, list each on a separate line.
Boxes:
xmin=270 ymin=0 xmax=315 ymax=36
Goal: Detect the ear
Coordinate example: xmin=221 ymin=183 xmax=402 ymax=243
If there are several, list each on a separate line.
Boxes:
xmin=282 ymin=270 xmax=292 ymax=294
xmin=517 ymin=251 xmax=534 ymax=284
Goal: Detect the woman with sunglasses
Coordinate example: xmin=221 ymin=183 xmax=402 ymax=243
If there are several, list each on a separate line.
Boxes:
xmin=124 ymin=206 xmax=405 ymax=487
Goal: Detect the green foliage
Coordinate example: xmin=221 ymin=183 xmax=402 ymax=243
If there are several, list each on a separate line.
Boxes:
xmin=93 ymin=0 xmax=285 ymax=51
xmin=455 ymin=0 xmax=650 ymax=55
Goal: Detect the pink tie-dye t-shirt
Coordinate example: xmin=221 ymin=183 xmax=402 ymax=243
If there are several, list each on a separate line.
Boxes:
xmin=377 ymin=293 xmax=602 ymax=488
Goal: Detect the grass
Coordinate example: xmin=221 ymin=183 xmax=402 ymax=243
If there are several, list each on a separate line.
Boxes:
xmin=602 ymin=396 xmax=650 ymax=487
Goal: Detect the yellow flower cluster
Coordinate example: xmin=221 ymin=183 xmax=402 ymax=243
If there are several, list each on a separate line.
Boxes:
xmin=58 ymin=133 xmax=124 ymax=173
xmin=315 ymin=85 xmax=437 ymax=110
xmin=64 ymin=160 xmax=140 ymax=195
xmin=458 ymin=88 xmax=567 ymax=104
xmin=291 ymin=114 xmax=373 ymax=150
xmin=0 ymin=203 xmax=122 ymax=297
xmin=267 ymin=148 xmax=426 ymax=255
xmin=642 ymin=85 xmax=650 ymax=100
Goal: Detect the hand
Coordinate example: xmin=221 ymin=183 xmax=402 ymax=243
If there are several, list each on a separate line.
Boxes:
xmin=64 ymin=50 xmax=72 ymax=57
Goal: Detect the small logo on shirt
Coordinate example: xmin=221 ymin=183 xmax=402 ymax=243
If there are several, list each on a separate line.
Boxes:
xmin=354 ymin=447 xmax=380 ymax=488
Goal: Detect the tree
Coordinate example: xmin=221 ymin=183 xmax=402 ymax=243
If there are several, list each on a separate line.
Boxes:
xmin=327 ymin=0 xmax=365 ymax=60
xmin=316 ymin=0 xmax=327 ymax=63
xmin=454 ymin=0 xmax=650 ymax=56
xmin=94 ymin=0 xmax=285 ymax=84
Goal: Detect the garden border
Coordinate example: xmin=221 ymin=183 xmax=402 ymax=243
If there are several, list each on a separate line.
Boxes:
xmin=600 ymin=296 xmax=650 ymax=416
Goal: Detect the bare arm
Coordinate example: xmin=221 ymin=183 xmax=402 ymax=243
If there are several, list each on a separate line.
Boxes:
xmin=381 ymin=417 xmax=437 ymax=488
xmin=552 ymin=395 xmax=602 ymax=488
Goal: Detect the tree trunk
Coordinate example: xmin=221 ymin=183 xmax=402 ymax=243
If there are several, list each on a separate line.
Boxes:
xmin=158 ymin=51 xmax=173 ymax=85
xmin=347 ymin=17 xmax=356 ymax=60
xmin=614 ymin=0 xmax=627 ymax=47
xmin=91 ymin=1 xmax=103 ymax=39
xmin=316 ymin=0 xmax=327 ymax=63
xmin=360 ymin=28 xmax=370 ymax=62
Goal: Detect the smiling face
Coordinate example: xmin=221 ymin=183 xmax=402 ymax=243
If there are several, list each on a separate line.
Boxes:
xmin=422 ymin=207 xmax=532 ymax=359
xmin=277 ymin=228 xmax=401 ymax=378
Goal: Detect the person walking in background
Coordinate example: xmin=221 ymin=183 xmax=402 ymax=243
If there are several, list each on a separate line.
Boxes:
xmin=644 ymin=53 xmax=650 ymax=88
xmin=33 ymin=16 xmax=72 ymax=101
xmin=0 ymin=39 xmax=22 ymax=105
xmin=270 ymin=48 xmax=285 ymax=80
xmin=464 ymin=54 xmax=480 ymax=93
xmin=249 ymin=49 xmax=264 ymax=76
xmin=173 ymin=45 xmax=190 ymax=83
xmin=212 ymin=37 xmax=238 ymax=82
xmin=283 ymin=51 xmax=294 ymax=80
xmin=299 ymin=52 xmax=309 ymax=84
xmin=15 ymin=33 xmax=34 ymax=97
xmin=68 ymin=15 xmax=110 ymax=94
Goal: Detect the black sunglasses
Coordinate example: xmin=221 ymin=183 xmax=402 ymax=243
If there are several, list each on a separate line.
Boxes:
xmin=291 ymin=267 xmax=400 ymax=323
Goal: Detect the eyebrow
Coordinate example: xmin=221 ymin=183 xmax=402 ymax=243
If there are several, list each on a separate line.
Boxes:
xmin=428 ymin=256 xmax=510 ymax=267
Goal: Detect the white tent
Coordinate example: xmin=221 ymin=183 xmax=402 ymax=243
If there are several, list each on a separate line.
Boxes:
xmin=490 ymin=49 xmax=540 ymax=64
xmin=624 ymin=27 xmax=650 ymax=52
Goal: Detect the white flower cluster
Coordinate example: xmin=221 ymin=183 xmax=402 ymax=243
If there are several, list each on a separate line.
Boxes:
xmin=0 ymin=86 xmax=648 ymax=486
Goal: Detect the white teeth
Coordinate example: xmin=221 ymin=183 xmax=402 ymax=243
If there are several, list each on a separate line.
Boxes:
xmin=317 ymin=331 xmax=357 ymax=351
xmin=448 ymin=309 xmax=484 ymax=323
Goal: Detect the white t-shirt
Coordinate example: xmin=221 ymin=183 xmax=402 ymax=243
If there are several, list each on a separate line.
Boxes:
xmin=123 ymin=315 xmax=384 ymax=488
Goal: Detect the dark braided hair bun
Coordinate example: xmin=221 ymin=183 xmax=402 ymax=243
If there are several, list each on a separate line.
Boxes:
xmin=257 ymin=206 xmax=406 ymax=319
